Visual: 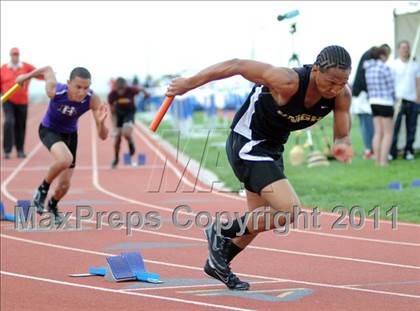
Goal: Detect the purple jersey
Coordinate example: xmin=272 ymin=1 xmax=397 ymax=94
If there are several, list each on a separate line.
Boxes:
xmin=41 ymin=83 xmax=92 ymax=133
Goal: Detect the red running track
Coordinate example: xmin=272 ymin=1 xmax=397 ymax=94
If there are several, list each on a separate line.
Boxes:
xmin=1 ymin=104 xmax=419 ymax=311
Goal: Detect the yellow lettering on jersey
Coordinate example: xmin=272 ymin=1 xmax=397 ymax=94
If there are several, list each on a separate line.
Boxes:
xmin=277 ymin=110 xmax=322 ymax=123
xmin=117 ymin=98 xmax=131 ymax=104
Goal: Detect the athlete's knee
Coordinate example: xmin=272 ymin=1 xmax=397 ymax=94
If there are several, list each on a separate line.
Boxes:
xmin=284 ymin=201 xmax=301 ymax=224
xmin=123 ymin=121 xmax=133 ymax=129
xmin=56 ymin=155 xmax=73 ymax=170
xmin=122 ymin=122 xmax=133 ymax=134
xmin=122 ymin=128 xmax=132 ymax=138
xmin=114 ymin=128 xmax=122 ymax=138
xmin=270 ymin=201 xmax=301 ymax=227
xmin=288 ymin=207 xmax=296 ymax=224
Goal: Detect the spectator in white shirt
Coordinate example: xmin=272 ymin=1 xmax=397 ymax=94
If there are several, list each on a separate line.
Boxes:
xmin=389 ymin=40 xmax=420 ymax=160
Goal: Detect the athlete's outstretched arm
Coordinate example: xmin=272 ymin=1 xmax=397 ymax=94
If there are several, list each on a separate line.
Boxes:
xmin=15 ymin=66 xmax=57 ymax=98
xmin=166 ymin=59 xmax=297 ymax=99
xmin=90 ymin=94 xmax=109 ymax=140
xmin=331 ymin=85 xmax=352 ymax=163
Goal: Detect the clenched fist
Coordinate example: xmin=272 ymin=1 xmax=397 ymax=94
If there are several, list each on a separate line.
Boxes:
xmin=332 ymin=139 xmax=352 ymax=163
xmin=166 ymin=78 xmax=193 ymax=96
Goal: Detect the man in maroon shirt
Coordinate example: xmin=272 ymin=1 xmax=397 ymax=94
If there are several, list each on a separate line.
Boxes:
xmin=107 ymin=77 xmax=148 ymax=168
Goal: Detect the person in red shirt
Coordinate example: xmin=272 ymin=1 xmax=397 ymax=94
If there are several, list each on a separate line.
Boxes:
xmin=107 ymin=77 xmax=148 ymax=168
xmin=1 ymin=47 xmax=41 ymax=159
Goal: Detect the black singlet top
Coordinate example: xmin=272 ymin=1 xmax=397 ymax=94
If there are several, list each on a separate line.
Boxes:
xmin=230 ymin=64 xmax=336 ymax=147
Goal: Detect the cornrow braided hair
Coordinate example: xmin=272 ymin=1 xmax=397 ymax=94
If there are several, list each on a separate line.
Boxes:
xmin=314 ymin=45 xmax=352 ymax=72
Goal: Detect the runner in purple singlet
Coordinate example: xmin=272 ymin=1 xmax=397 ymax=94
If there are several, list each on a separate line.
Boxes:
xmin=15 ymin=66 xmax=109 ymax=224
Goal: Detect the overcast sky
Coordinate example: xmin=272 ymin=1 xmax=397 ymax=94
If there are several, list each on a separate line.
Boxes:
xmin=1 ymin=1 xmax=417 ymax=94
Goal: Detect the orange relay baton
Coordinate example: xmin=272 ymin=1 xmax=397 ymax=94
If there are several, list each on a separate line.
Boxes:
xmin=149 ymin=96 xmax=175 ymax=132
xmin=1 ymin=83 xmax=21 ymax=103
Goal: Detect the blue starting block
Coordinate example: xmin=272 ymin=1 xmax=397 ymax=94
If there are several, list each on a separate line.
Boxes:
xmin=16 ymin=200 xmax=32 ymax=220
xmin=388 ymin=181 xmax=402 ymax=191
xmin=123 ymin=153 xmax=132 ymax=165
xmin=121 ymin=252 xmax=160 ymax=282
xmin=411 ymin=179 xmax=420 ymax=188
xmin=88 ymin=267 xmax=106 ymax=275
xmin=0 ymin=201 xmax=15 ymax=221
xmin=72 ymin=252 xmax=161 ymax=283
xmin=137 ymin=154 xmax=146 ymax=165
xmin=123 ymin=153 xmax=146 ymax=166
xmin=105 ymin=255 xmax=137 ymax=281
xmin=1 ymin=200 xmax=32 ymax=222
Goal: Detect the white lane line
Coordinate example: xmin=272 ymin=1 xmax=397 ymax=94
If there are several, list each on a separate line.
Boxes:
xmin=2 ymin=234 xmax=419 ymax=300
xmin=343 ymin=280 xmax=420 ymax=287
xmin=122 ymin=281 xmax=283 ymax=292
xmin=293 ymin=229 xmax=420 ymax=247
xmin=1 ymin=142 xmax=43 ymax=202
xmin=1 ymin=165 xmax=164 ymax=172
xmin=0 ymin=271 xmax=254 ymax=311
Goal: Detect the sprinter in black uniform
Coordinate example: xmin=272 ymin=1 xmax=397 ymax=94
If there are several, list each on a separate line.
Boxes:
xmin=108 ymin=77 xmax=149 ymax=168
xmin=166 ymin=46 xmax=353 ymax=290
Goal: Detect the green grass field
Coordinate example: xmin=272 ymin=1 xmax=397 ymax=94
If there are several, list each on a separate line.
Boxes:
xmin=139 ymin=111 xmax=420 ymax=223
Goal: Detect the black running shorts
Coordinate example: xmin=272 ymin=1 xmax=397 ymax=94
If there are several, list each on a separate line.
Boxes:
xmin=226 ymin=131 xmax=286 ymax=194
xmin=116 ymin=109 xmax=135 ymax=128
xmin=39 ymin=124 xmax=78 ymax=168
